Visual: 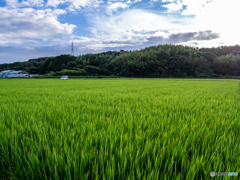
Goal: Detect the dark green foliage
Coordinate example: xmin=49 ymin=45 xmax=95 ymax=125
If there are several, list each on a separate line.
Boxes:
xmin=120 ymin=61 xmax=149 ymax=77
xmin=67 ymin=61 xmax=77 ymax=68
xmin=1 ymin=44 xmax=240 ymax=78
xmin=168 ymin=55 xmax=186 ymax=77
xmin=0 ymin=57 xmax=45 ymax=73
xmin=199 ymin=44 xmax=240 ymax=56
xmin=39 ymin=55 xmax=76 ymax=74
xmin=201 ymin=52 xmax=217 ymax=63
xmin=99 ymin=69 xmax=111 ymax=76
xmin=85 ymin=66 xmax=100 ymax=75
xmin=53 ymin=69 xmax=86 ymax=76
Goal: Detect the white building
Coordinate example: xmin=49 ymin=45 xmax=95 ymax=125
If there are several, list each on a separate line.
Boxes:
xmin=29 ymin=74 xmax=39 ymax=77
xmin=0 ymin=70 xmax=29 ymax=78
xmin=7 ymin=74 xmax=30 ymax=78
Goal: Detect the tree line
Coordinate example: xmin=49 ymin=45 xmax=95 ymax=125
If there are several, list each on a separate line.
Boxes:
xmin=1 ymin=44 xmax=240 ymax=77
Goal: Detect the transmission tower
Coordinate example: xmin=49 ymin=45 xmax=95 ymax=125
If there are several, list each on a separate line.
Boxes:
xmin=71 ymin=41 xmax=74 ymax=56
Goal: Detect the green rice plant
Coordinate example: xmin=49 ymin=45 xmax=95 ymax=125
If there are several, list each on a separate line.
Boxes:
xmin=0 ymin=79 xmax=240 ymax=180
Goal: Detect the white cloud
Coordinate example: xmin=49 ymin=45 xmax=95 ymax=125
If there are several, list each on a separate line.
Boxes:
xmin=20 ymin=0 xmax=44 ymax=7
xmin=181 ymin=0 xmax=212 ymax=16
xmin=107 ymin=0 xmax=141 ymax=5
xmin=162 ymin=0 xmax=175 ymax=2
xmin=4 ymin=0 xmax=19 ymax=7
xmin=132 ymin=0 xmax=141 ymax=2
xmin=106 ymin=2 xmax=129 ymax=15
xmin=46 ymin=0 xmax=65 ymax=7
xmin=191 ymin=0 xmax=240 ymax=46
xmin=1 ymin=0 xmax=240 ymax=64
xmin=158 ymin=0 xmax=240 ymax=47
xmin=4 ymin=0 xmax=104 ymax=11
xmin=162 ymin=0 xmax=183 ymax=13
xmin=5 ymin=0 xmax=44 ymax=7
xmin=161 ymin=0 xmax=211 ymax=15
xmin=87 ymin=9 xmax=190 ymax=49
xmin=46 ymin=0 xmax=104 ymax=10
xmin=0 ymin=6 xmax=76 ymax=47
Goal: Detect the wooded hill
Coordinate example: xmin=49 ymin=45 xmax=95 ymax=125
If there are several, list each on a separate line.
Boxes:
xmin=1 ymin=44 xmax=240 ymax=78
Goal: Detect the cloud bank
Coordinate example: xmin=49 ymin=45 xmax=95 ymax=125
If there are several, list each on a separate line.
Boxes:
xmin=0 ymin=0 xmax=240 ymax=63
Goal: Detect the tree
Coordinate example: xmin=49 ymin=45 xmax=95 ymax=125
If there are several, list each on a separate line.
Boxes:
xmin=168 ymin=55 xmax=186 ymax=77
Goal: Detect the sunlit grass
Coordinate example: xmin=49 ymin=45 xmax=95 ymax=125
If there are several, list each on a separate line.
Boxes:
xmin=0 ymin=79 xmax=240 ymax=180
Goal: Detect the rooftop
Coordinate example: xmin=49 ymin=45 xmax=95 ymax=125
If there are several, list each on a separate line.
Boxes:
xmin=10 ymin=71 xmax=22 ymax=74
xmin=1 ymin=70 xmax=14 ymax=73
xmin=0 ymin=70 xmax=28 ymax=74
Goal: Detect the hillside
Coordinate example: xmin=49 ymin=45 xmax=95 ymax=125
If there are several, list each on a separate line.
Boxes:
xmin=1 ymin=44 xmax=240 ymax=78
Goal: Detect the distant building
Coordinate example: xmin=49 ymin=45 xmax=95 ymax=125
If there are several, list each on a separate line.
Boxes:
xmin=7 ymin=74 xmax=29 ymax=78
xmin=0 ymin=70 xmax=29 ymax=78
xmin=0 ymin=70 xmax=15 ymax=78
xmin=1 ymin=70 xmax=14 ymax=73
xmin=29 ymin=74 xmax=39 ymax=77
xmin=18 ymin=71 xmax=29 ymax=74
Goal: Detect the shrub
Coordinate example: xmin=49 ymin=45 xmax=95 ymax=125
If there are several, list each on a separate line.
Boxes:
xmin=53 ymin=69 xmax=86 ymax=76
xmin=85 ymin=66 xmax=100 ymax=75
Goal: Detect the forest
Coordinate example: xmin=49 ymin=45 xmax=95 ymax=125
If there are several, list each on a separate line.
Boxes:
xmin=1 ymin=44 xmax=240 ymax=78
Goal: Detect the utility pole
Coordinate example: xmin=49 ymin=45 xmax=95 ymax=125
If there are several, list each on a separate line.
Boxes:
xmin=71 ymin=41 xmax=74 ymax=56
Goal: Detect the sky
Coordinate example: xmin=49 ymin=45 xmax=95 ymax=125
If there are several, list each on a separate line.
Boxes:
xmin=0 ymin=0 xmax=240 ymax=64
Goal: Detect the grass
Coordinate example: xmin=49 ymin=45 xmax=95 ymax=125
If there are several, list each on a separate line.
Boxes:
xmin=0 ymin=79 xmax=240 ymax=180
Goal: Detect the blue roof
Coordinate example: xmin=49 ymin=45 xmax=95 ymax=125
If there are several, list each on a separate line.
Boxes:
xmin=1 ymin=73 xmax=13 ymax=77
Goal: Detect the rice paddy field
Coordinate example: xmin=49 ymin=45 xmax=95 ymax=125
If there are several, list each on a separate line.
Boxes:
xmin=0 ymin=78 xmax=240 ymax=180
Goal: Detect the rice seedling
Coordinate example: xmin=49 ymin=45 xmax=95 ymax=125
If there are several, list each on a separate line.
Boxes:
xmin=0 ymin=79 xmax=239 ymax=180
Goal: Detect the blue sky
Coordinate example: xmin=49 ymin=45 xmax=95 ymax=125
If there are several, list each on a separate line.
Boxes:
xmin=0 ymin=0 xmax=239 ymax=63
